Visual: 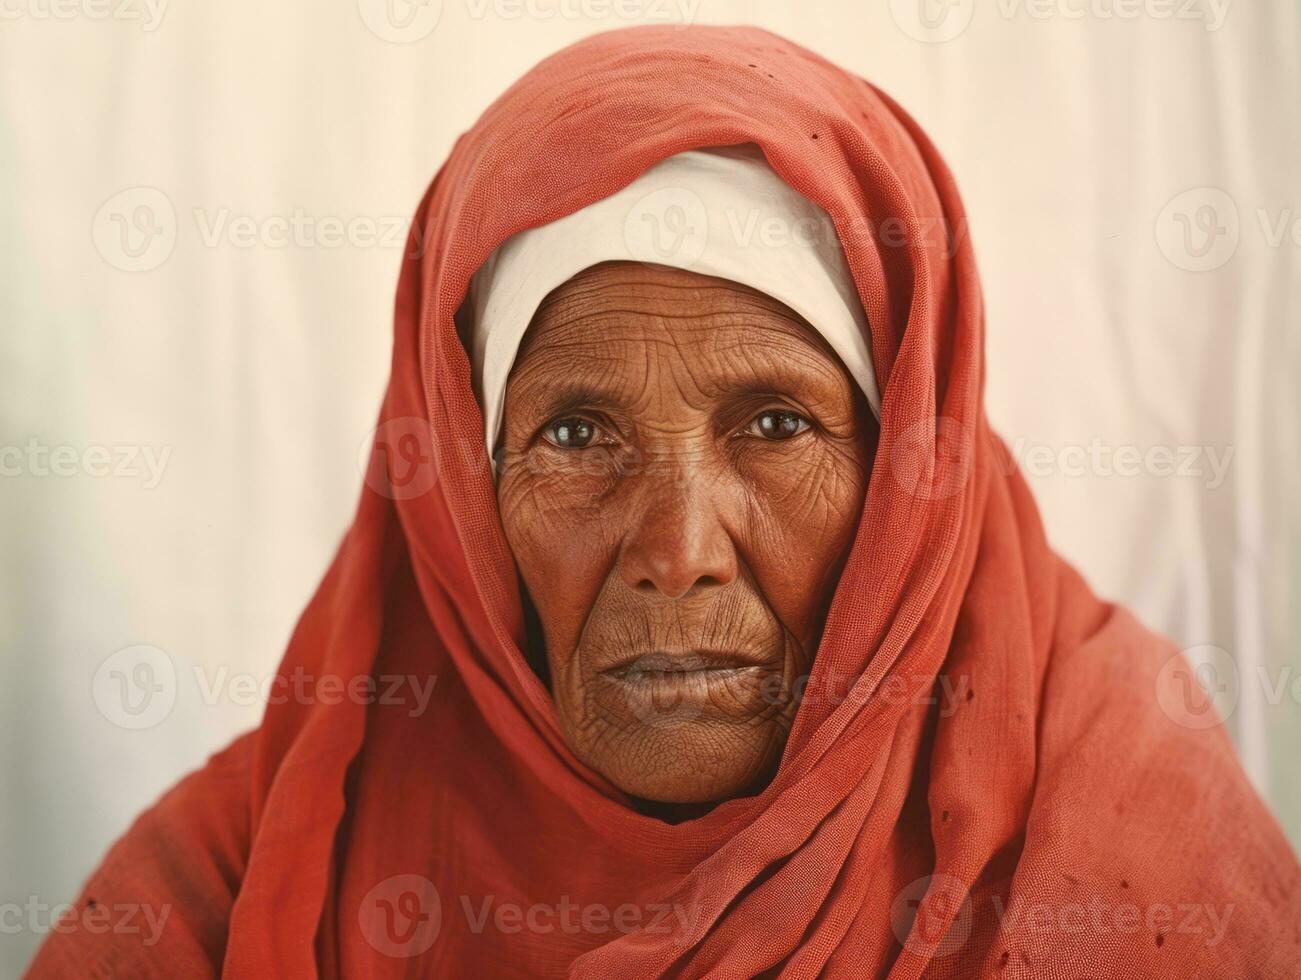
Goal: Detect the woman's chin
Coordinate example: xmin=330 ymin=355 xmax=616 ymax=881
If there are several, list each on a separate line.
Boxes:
xmin=578 ymin=718 xmax=787 ymax=806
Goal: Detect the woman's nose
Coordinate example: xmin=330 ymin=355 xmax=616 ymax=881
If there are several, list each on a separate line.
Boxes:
xmin=617 ymin=461 xmax=739 ymax=600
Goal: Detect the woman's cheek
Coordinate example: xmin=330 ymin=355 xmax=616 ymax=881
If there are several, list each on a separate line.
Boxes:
xmin=499 ymin=469 xmax=619 ymax=645
xmin=735 ymin=439 xmax=866 ymax=643
xmin=737 ymin=437 xmax=861 ymax=531
xmin=499 ymin=448 xmax=614 ymax=526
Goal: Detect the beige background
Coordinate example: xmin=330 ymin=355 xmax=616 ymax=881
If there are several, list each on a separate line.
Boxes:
xmin=2 ymin=0 xmax=1298 ymax=972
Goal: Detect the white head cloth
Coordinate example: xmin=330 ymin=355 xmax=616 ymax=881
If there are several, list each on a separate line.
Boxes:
xmin=465 ymin=142 xmax=879 ymax=464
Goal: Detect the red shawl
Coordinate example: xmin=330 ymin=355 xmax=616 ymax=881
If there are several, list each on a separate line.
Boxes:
xmin=29 ymin=24 xmax=1300 ymax=979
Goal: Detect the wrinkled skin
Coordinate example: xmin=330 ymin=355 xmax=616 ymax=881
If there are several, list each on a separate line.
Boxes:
xmin=496 ymin=261 xmax=875 ymax=807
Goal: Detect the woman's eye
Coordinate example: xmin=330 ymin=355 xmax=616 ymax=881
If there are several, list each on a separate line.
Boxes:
xmin=745 ymin=410 xmax=811 ymax=440
xmin=542 ymin=417 xmax=601 ymax=449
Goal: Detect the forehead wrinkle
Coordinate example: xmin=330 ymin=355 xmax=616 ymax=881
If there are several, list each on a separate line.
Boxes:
xmin=710 ymin=332 xmax=850 ymax=399
xmin=550 ymin=263 xmax=781 ymax=309
xmin=535 ymin=318 xmax=716 ymax=425
xmin=533 ymin=261 xmax=816 ymax=332
xmin=509 ymin=269 xmax=858 ymax=421
xmin=579 ymin=270 xmax=841 ymax=363
xmin=507 ymin=348 xmax=637 ymax=417
xmin=516 ymin=299 xmax=713 ymax=366
xmin=668 ymin=316 xmax=854 ymax=415
xmin=507 ymin=319 xmax=670 ymax=423
xmin=527 ymin=302 xmax=840 ymax=368
xmin=643 ymin=314 xmax=713 ymax=424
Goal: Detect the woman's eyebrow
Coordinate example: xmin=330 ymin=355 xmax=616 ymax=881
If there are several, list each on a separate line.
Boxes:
xmin=509 ymin=313 xmax=850 ymax=401
xmin=511 ymin=377 xmax=632 ymax=416
xmin=707 ymin=342 xmax=850 ymax=400
xmin=513 ymin=375 xmax=847 ymax=433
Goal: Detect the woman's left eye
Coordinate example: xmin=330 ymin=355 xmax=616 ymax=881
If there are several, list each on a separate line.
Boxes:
xmin=743 ymin=409 xmax=812 ymax=440
xmin=542 ymin=417 xmax=602 ymax=449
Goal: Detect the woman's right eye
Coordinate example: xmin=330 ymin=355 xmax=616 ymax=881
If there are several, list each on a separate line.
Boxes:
xmin=542 ymin=417 xmax=602 ymax=449
xmin=741 ymin=409 xmax=812 ymax=441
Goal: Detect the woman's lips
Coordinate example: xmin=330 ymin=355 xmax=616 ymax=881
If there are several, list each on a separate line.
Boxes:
xmin=599 ymin=649 xmax=768 ymax=679
xmin=597 ymin=650 xmax=775 ymax=713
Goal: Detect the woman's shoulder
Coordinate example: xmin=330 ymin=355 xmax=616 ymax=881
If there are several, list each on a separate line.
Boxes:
xmin=24 ymin=731 xmax=256 ymax=979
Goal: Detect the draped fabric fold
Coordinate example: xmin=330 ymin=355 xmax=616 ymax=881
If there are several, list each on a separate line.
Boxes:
xmin=28 ymin=23 xmax=1299 ymax=979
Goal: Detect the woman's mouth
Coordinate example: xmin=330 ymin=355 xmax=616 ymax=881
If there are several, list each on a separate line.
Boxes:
xmin=601 ymin=649 xmax=765 ymax=679
xmin=597 ymin=650 xmax=775 ymax=710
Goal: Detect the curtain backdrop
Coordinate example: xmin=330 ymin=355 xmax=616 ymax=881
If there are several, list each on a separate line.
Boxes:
xmin=2 ymin=1 xmax=1297 ymax=972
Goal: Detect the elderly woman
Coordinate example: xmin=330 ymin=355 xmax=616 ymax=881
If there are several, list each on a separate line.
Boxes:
xmin=30 ymin=24 xmax=1299 ymax=979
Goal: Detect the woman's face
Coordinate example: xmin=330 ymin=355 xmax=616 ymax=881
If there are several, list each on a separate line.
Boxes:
xmin=496 ymin=261 xmax=874 ymax=805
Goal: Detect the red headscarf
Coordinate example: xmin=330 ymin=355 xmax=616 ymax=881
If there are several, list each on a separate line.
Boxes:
xmin=30 ymin=24 xmax=1299 ymax=979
